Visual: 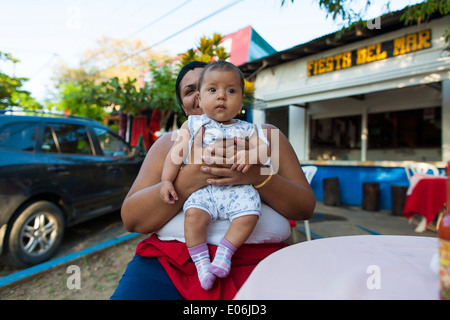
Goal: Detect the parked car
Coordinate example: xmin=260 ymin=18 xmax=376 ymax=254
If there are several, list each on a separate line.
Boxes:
xmin=0 ymin=110 xmax=145 ymax=268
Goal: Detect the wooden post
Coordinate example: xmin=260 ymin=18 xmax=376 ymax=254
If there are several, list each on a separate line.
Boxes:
xmin=390 ymin=185 xmax=408 ymax=216
xmin=362 ymin=182 xmax=379 ymax=211
xmin=323 ymin=177 xmax=340 ymax=206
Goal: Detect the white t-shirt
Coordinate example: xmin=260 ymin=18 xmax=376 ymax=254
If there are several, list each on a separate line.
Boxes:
xmin=156 ymin=203 xmax=291 ymax=245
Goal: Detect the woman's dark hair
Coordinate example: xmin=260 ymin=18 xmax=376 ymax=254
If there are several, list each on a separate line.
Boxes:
xmin=175 ymin=61 xmax=208 ymax=107
xmin=198 ymin=60 xmax=245 ymax=93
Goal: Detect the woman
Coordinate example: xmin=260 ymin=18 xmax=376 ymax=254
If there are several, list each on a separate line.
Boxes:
xmin=111 ymin=61 xmax=316 ymax=300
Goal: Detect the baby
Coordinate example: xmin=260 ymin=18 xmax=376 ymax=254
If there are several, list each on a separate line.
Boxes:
xmin=160 ymin=60 xmax=270 ymax=290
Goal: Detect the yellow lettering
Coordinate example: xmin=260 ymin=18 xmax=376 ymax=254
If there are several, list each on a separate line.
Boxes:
xmin=405 ymin=34 xmax=417 ymax=53
xmin=307 ymin=61 xmax=314 ymax=77
xmin=326 ymin=56 xmax=334 ymax=72
xmin=366 ymin=44 xmax=377 ymax=62
xmin=417 ymin=30 xmax=431 ymax=50
xmin=313 ymin=60 xmax=319 ymax=75
xmin=318 ymin=58 xmax=326 ymax=74
xmin=307 ymin=30 xmax=431 ymax=76
xmin=342 ymin=52 xmax=352 ymax=68
xmin=356 ymin=48 xmax=366 ymax=65
xmin=393 ymin=36 xmax=406 ymax=56
xmin=334 ymin=54 xmax=342 ymax=70
xmin=376 ymin=43 xmax=387 ymax=60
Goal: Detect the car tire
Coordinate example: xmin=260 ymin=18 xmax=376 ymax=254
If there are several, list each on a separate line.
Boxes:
xmin=4 ymin=200 xmax=65 ymax=268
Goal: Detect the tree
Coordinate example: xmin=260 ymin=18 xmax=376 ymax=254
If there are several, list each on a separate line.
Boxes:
xmin=53 ymin=76 xmax=155 ymax=121
xmin=282 ymin=0 xmax=450 ymax=41
xmin=0 ymin=51 xmax=42 ymax=110
xmin=52 ymin=36 xmax=171 ymax=89
xmin=54 ymin=81 xmax=106 ymax=121
xmin=50 ymin=36 xmax=172 ymax=120
xmin=179 ymin=33 xmax=230 ymax=65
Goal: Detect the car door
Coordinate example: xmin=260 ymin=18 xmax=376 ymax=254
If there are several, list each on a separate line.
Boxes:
xmin=39 ymin=121 xmax=113 ymax=221
xmin=88 ymin=126 xmax=143 ymax=206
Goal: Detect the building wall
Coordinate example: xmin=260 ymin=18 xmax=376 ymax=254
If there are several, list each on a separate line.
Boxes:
xmin=251 ymin=15 xmax=450 ymax=210
xmin=254 ymin=16 xmax=450 ymax=107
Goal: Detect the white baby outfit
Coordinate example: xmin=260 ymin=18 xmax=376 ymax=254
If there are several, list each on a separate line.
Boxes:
xmin=183 ymin=114 xmax=269 ymax=222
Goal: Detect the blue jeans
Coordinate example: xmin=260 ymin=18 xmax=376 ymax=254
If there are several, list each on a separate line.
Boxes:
xmin=110 ymin=255 xmax=185 ymax=300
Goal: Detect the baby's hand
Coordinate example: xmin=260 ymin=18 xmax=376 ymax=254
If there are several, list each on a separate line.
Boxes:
xmin=230 ymin=149 xmax=253 ymax=173
xmin=160 ymin=181 xmax=178 ymax=204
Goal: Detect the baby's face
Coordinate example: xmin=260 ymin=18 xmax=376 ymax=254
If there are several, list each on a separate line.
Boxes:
xmin=198 ymin=69 xmax=244 ymax=125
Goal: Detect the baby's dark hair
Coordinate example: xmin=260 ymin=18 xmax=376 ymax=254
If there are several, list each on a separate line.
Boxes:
xmin=198 ymin=60 xmax=245 ymax=93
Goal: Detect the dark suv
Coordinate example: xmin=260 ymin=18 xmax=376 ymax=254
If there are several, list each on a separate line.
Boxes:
xmin=0 ymin=111 xmax=144 ymax=268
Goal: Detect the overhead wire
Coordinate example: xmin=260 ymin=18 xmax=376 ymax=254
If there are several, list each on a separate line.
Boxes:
xmin=95 ymin=0 xmax=244 ymax=74
xmin=81 ymin=0 xmax=193 ymax=66
xmin=125 ymin=0 xmax=193 ymax=38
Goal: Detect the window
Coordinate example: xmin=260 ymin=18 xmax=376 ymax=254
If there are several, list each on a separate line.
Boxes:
xmin=309 ymin=115 xmax=362 ymax=161
xmin=92 ymin=127 xmax=130 ymax=157
xmin=311 ymin=115 xmax=362 ymax=149
xmin=368 ymin=107 xmax=441 ymax=149
xmin=0 ymin=122 xmax=39 ymax=151
xmin=42 ymin=123 xmax=93 ymax=155
xmin=42 ymin=125 xmax=58 ymax=153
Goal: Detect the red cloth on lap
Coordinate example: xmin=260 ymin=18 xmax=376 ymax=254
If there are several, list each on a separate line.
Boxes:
xmin=136 ymin=234 xmax=287 ymax=300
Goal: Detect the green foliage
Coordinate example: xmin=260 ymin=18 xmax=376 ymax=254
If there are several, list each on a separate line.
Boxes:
xmin=146 ymin=60 xmax=178 ymax=112
xmin=282 ymin=0 xmax=450 ymax=43
xmin=98 ymin=77 xmax=152 ymax=114
xmin=54 ymin=81 xmax=106 ymax=122
xmin=401 ymin=0 xmax=450 ymax=42
xmin=55 ymin=76 xmax=154 ymax=120
xmin=0 ymin=51 xmax=42 ymax=109
xmin=179 ymin=33 xmax=230 ymax=65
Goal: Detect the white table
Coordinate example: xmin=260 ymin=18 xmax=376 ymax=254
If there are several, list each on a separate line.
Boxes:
xmin=235 ymin=235 xmax=439 ymax=300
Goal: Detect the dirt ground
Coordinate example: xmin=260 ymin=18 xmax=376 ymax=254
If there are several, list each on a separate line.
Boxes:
xmin=0 ymin=234 xmax=148 ymax=300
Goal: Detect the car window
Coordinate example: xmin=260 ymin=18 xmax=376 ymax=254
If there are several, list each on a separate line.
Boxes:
xmin=42 ymin=123 xmax=93 ymax=155
xmin=42 ymin=125 xmax=59 ymax=153
xmin=92 ymin=127 xmax=130 ymax=157
xmin=0 ymin=121 xmax=39 ymax=151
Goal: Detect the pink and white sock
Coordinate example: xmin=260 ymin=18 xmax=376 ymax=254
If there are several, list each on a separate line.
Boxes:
xmin=188 ymin=243 xmax=216 ymax=290
xmin=208 ymin=238 xmax=237 ymax=278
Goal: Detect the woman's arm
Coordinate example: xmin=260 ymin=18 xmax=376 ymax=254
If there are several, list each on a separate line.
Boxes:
xmin=256 ymin=124 xmax=315 ymax=220
xmin=202 ymin=124 xmax=316 ymax=221
xmin=121 ymin=131 xmax=211 ymax=234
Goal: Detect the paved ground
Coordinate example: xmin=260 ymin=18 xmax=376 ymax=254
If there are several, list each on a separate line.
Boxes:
xmin=288 ymin=201 xmax=437 ymax=243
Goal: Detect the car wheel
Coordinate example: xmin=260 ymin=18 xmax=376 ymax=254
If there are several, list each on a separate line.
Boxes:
xmin=5 ymin=200 xmax=65 ymax=268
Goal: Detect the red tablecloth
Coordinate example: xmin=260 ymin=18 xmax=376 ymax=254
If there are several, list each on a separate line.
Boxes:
xmin=403 ymin=175 xmax=447 ymax=224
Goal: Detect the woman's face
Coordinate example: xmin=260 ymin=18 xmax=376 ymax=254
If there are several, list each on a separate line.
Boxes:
xmin=179 ymin=67 xmax=204 ymax=116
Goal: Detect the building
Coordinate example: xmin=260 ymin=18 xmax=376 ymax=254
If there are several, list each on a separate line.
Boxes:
xmin=239 ymin=10 xmax=450 ymax=210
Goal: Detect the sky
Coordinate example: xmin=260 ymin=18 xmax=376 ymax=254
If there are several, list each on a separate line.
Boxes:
xmin=0 ymin=0 xmax=423 ymax=103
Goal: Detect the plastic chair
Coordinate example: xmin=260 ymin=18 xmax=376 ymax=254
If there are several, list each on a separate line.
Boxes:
xmin=404 ymin=162 xmax=439 ymax=232
xmin=289 ymin=166 xmax=317 ymax=242
xmin=404 ymin=162 xmax=439 ymax=182
xmin=300 ymin=166 xmax=318 ymax=241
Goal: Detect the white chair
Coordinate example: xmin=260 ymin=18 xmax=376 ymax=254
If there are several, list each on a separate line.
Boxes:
xmin=404 ymin=162 xmax=439 ymax=182
xmin=301 ymin=166 xmax=318 ymax=241
xmin=404 ymin=162 xmax=439 ymax=232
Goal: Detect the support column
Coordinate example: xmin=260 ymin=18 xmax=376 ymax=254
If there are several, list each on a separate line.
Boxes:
xmin=252 ymin=108 xmax=266 ymax=125
xmin=442 ymin=79 xmax=450 ymax=161
xmin=289 ymin=105 xmax=306 ymax=160
xmin=361 ymin=106 xmax=368 ymax=162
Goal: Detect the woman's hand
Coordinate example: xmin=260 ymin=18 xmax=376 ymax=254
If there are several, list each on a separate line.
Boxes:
xmin=200 ymin=163 xmax=262 ymax=186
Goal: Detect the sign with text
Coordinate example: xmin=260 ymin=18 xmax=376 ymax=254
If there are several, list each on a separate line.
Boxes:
xmin=307 ymin=29 xmax=432 ymax=77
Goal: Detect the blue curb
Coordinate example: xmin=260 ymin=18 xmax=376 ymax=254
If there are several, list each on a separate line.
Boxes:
xmin=297 ymin=225 xmax=324 ymax=239
xmin=0 ymin=232 xmax=140 ymax=288
xmin=355 ymin=224 xmax=383 ymax=235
